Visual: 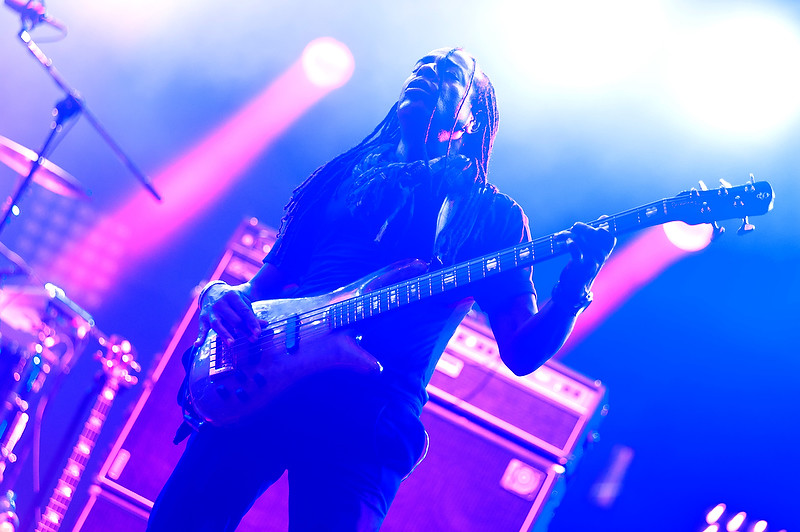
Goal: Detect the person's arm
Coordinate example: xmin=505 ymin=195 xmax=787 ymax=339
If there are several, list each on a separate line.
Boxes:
xmin=194 ymin=262 xmax=289 ymax=346
xmin=487 ymin=222 xmax=616 ymax=376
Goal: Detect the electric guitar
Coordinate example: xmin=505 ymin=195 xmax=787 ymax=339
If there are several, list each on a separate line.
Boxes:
xmin=187 ymin=180 xmax=774 ymax=427
xmin=35 ymin=337 xmax=139 ymax=532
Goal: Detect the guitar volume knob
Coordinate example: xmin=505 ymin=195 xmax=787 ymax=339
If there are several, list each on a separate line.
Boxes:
xmin=215 ymin=385 xmax=231 ymax=400
xmin=235 ymin=388 xmax=250 ymax=402
xmin=253 ymin=373 xmax=267 ymax=388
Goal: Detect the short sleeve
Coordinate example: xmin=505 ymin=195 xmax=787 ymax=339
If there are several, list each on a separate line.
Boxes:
xmin=459 ymin=191 xmax=537 ymax=314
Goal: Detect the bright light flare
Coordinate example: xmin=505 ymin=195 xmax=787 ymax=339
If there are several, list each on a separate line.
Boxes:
xmin=302 ymin=37 xmax=355 ymax=88
xmin=708 ymin=503 xmax=727 ymax=524
xmin=491 ymin=0 xmax=669 ymax=89
xmin=663 ymin=221 xmax=713 ymax=252
xmin=727 ymin=511 xmax=746 ymax=531
xmin=55 ymin=39 xmax=353 ymax=304
xmin=665 ymin=9 xmax=800 ymax=136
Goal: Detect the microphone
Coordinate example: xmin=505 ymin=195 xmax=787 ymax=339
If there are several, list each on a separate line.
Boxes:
xmin=4 ymin=0 xmax=66 ymax=32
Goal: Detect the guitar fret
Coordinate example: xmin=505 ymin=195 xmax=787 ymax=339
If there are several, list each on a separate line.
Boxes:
xmin=455 ymin=264 xmax=469 ymax=285
xmin=418 ymin=276 xmax=429 ymax=298
xmin=442 ymin=268 xmax=455 ymax=289
xmin=380 ymin=290 xmax=388 ymax=311
xmin=316 ymin=182 xmax=774 ymax=335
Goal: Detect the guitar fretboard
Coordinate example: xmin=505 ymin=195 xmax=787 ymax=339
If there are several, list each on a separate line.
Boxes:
xmin=35 ymin=382 xmax=118 ymax=532
xmin=327 ymin=196 xmax=678 ymax=328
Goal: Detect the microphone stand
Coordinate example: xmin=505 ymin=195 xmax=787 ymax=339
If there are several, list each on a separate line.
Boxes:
xmin=0 ymin=18 xmax=162 ymax=236
xmin=0 ymin=93 xmax=80 ymax=234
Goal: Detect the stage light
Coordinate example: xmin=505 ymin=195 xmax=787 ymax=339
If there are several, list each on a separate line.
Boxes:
xmin=703 ymin=503 xmax=783 ymax=532
xmin=490 ymin=0 xmax=669 ymax=90
xmin=665 ymin=8 xmax=800 ymax=137
xmin=707 ymin=504 xmax=727 ymax=524
xmin=727 ymin=512 xmax=746 ymax=531
xmin=302 ymin=37 xmax=355 ymax=88
xmin=47 ymin=38 xmax=353 ymax=308
xmin=752 ymin=521 xmax=767 ymax=532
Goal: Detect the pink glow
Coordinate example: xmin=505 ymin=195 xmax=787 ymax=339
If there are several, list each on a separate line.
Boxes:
xmin=557 ymin=226 xmax=693 ymax=356
xmin=663 ymin=221 xmax=713 ymax=251
xmin=114 ymin=56 xmax=342 ymax=255
xmin=56 ymin=40 xmax=352 ymax=305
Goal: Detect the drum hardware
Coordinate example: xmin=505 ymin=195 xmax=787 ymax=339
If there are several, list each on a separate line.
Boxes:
xmin=0 ymin=281 xmax=96 ymax=483
xmin=0 ymin=242 xmax=32 ymax=279
xmin=0 ymin=135 xmax=88 ymax=200
xmin=0 ymin=5 xmax=154 ymax=528
xmin=0 ymin=6 xmax=161 ymax=238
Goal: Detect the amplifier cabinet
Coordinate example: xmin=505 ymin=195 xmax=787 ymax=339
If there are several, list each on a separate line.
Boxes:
xmin=76 ymin=403 xmax=565 ymax=532
xmin=429 ymin=316 xmax=607 ymax=469
xmin=384 ymin=402 xmax=566 ymax=532
xmin=74 ymin=218 xmax=278 ymax=530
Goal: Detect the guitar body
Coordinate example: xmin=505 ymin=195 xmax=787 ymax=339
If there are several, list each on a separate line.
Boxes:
xmin=188 ymin=259 xmax=428 ymax=427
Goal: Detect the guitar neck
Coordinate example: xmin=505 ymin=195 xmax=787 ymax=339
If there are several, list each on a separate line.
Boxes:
xmin=328 ymin=196 xmax=678 ymax=328
xmin=35 ymin=380 xmax=119 ymax=532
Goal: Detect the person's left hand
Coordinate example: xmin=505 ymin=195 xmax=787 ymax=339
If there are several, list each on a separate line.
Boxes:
xmin=557 ymin=220 xmax=616 ymax=295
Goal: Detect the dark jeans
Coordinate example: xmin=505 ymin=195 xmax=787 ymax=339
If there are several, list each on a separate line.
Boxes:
xmin=147 ymin=378 xmax=426 ymax=531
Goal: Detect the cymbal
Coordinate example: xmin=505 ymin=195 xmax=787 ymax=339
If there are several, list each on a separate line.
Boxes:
xmin=0 ymin=242 xmax=32 ymax=278
xmin=0 ymin=284 xmax=48 ymax=333
xmin=0 ymin=135 xmax=88 ymax=199
xmin=0 ymin=282 xmax=94 ymax=335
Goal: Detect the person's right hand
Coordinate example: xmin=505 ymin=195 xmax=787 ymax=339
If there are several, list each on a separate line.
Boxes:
xmin=194 ymin=282 xmax=262 ymax=347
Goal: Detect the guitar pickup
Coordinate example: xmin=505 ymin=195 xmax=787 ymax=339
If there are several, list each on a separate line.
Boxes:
xmin=285 ymin=314 xmax=299 ymax=353
xmin=209 ymin=337 xmax=233 ymax=376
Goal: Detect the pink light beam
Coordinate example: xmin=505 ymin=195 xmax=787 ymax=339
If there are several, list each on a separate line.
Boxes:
xmin=51 ymin=38 xmax=354 ymax=305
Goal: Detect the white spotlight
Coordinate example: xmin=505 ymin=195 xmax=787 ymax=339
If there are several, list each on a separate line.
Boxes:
xmin=301 ymin=37 xmax=355 ymax=89
xmin=665 ymin=9 xmax=800 ymax=137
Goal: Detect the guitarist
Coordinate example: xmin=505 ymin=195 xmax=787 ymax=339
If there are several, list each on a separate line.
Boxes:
xmin=148 ymin=48 xmax=615 ymax=531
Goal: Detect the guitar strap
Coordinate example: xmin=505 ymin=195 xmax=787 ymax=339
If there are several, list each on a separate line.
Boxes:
xmin=173 ymin=345 xmax=204 ymax=444
xmin=432 ymin=182 xmax=488 ymax=266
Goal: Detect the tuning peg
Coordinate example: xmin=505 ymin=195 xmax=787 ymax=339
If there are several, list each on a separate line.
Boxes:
xmin=719 ymin=178 xmax=732 ymax=188
xmin=711 ymin=221 xmax=726 ymax=241
xmin=737 ymin=216 xmax=755 ymax=235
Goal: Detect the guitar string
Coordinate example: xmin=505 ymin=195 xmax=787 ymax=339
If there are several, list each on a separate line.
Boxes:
xmin=217 ymin=235 xmax=551 ymax=360
xmin=216 ymin=201 xmax=667 ymax=361
xmin=203 ymin=187 xmax=768 ymax=372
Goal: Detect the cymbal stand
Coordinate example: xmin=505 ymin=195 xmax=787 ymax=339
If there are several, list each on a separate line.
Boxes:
xmin=0 ymin=94 xmax=80 ymax=235
xmin=0 ymin=16 xmax=162 ymax=237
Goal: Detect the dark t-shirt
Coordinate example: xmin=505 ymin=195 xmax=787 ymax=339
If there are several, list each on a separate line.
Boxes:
xmin=264 ymin=153 xmax=535 ymax=413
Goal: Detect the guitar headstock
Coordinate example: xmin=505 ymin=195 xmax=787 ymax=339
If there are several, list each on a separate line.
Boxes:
xmin=96 ymin=334 xmax=141 ymax=388
xmin=670 ymin=178 xmax=774 ymax=228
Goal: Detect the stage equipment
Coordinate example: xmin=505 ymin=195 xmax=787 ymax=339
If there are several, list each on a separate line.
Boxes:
xmin=0 ymin=282 xmax=95 ymax=485
xmin=0 ymin=135 xmax=88 ymax=199
xmin=74 ymin=218 xmax=607 ymax=531
xmin=428 ymin=315 xmax=607 ymax=470
xmin=1 ymin=8 xmax=159 ymax=238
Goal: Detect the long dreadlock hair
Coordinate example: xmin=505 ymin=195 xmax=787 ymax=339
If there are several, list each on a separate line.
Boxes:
xmin=272 ymin=50 xmax=500 ymax=264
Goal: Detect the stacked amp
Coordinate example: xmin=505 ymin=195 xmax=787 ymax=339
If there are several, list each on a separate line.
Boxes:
xmin=74 ymin=218 xmax=607 ymax=532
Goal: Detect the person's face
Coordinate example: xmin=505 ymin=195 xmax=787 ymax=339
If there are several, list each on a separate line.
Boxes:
xmin=397 ymin=48 xmax=478 ymax=144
